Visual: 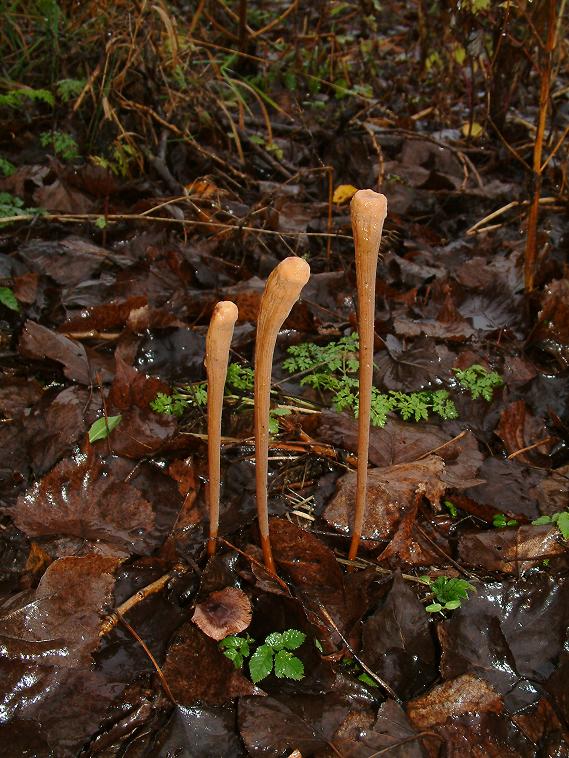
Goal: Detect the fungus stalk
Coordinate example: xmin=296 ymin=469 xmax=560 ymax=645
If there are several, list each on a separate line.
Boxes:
xmin=206 ymin=300 xmax=238 ymax=556
xmin=348 ymin=189 xmax=388 ymax=562
xmin=255 ymin=257 xmax=311 ymax=574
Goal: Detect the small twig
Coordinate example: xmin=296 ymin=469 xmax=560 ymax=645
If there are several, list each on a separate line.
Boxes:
xmin=466 ymin=196 xmax=557 ymax=236
xmin=116 ymin=611 xmax=176 ymax=704
xmin=99 ymin=568 xmax=186 ymax=636
xmin=507 ymin=436 xmax=556 ymax=460
xmin=414 ymin=523 xmax=478 ymax=581
xmin=317 ymin=602 xmax=401 ymax=703
xmin=0 ymin=212 xmax=351 ymax=240
xmin=218 ymin=537 xmax=291 ymax=593
xmin=366 ymin=732 xmax=444 ymax=757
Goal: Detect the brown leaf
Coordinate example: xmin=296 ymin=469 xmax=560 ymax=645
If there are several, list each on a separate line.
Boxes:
xmin=33 ymin=177 xmax=93 ymax=213
xmin=0 ymin=554 xmax=120 ymax=667
xmin=270 ymin=518 xmax=357 ymax=651
xmin=362 ymin=573 xmax=437 ymax=700
xmin=162 ymin=622 xmax=258 ymax=705
xmin=192 ymin=587 xmax=252 ymax=641
xmin=534 ymin=278 xmax=569 ymax=345
xmin=12 ymin=272 xmax=39 ymax=304
xmin=407 ymin=674 xmax=502 ymax=729
xmin=19 ymin=320 xmax=91 ymax=384
xmin=438 ymin=574 xmax=569 ymax=711
xmin=496 ymin=400 xmax=553 ymax=466
xmin=18 ymin=237 xmax=114 ymax=288
xmin=324 ymin=455 xmax=446 ymax=544
xmin=109 ymin=356 xmax=171 ymax=410
xmin=458 ymin=524 xmax=566 ymax=573
xmin=239 ymin=694 xmax=350 ymax=758
xmin=25 ymin=386 xmax=88 ymax=474
xmin=375 ymin=335 xmax=456 ymax=392
xmin=59 ymin=296 xmax=148 ymax=332
xmin=12 ymin=451 xmax=155 ymax=553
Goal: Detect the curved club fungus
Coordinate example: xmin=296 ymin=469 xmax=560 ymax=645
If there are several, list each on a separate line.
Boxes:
xmin=205 ymin=300 xmax=239 ymax=556
xmin=254 ymin=257 xmax=311 ymax=574
xmin=349 ymin=189 xmax=388 ymax=562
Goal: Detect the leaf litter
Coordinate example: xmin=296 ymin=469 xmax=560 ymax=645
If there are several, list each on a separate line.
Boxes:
xmin=0 ymin=2 xmax=568 ymax=755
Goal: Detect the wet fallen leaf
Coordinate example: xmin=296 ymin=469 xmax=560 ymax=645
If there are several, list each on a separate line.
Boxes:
xmin=362 ymin=573 xmax=437 ymax=700
xmin=458 ymin=524 xmax=566 ymax=572
xmin=162 ymin=622 xmax=258 ymax=705
xmin=324 ymin=455 xmax=446 ymax=544
xmin=19 ymin=320 xmax=91 ymax=384
xmin=12 ymin=451 xmax=155 ymax=553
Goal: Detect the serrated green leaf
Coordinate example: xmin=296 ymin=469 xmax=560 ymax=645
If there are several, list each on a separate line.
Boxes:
xmin=222 ymin=648 xmax=244 ymax=669
xmin=219 ymin=636 xmax=241 ymax=649
xmin=249 ymin=644 xmax=274 ymax=683
xmin=556 ymin=512 xmax=569 ymax=540
xmin=88 ymin=415 xmax=122 ymax=443
xmin=0 ymin=286 xmax=20 ymax=312
xmin=274 ymin=650 xmax=304 ymax=680
xmin=281 ymin=629 xmax=306 ymax=650
xmin=265 ymin=632 xmax=283 ymax=649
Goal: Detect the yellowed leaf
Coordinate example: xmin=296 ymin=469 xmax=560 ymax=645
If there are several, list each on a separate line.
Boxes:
xmin=461 ymin=121 xmax=484 ymax=138
xmin=332 ymin=184 xmax=358 ymax=204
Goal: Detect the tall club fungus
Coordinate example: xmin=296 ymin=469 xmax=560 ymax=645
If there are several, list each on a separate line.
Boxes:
xmin=254 ymin=257 xmax=311 ymax=574
xmin=349 ymin=189 xmax=388 ymax=562
xmin=205 ymin=300 xmax=238 ymax=556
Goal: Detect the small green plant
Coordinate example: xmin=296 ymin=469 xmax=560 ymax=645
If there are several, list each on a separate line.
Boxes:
xmin=151 ymin=383 xmax=208 ymax=416
xmin=0 ymin=192 xmax=44 ymax=225
xmin=532 ymin=512 xmax=569 ymax=540
xmin=283 ymin=334 xmax=458 ymax=426
xmin=40 ymin=131 xmax=79 ymax=161
xmin=443 ymin=500 xmax=458 ymax=518
xmin=225 ymin=363 xmax=254 ymax=390
xmin=420 ymin=575 xmax=476 ymax=613
xmin=220 ymin=629 xmax=306 ymax=684
xmin=56 ymin=78 xmax=86 ymax=102
xmin=453 ymin=364 xmax=503 ymax=401
xmin=493 ymin=513 xmax=518 ymax=528
xmin=341 ymin=657 xmax=378 ymax=687
xmin=218 ymin=633 xmax=253 ymax=669
xmin=88 ymin=415 xmax=122 ymax=443
xmin=150 ymin=363 xmax=290 ymax=434
xmin=0 ymin=287 xmax=20 ymax=312
xmin=0 ymin=87 xmax=54 ymax=109
xmin=0 ymin=157 xmax=15 ymax=177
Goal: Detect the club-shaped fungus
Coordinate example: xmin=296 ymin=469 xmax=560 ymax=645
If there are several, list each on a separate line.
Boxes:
xmin=205 ymin=300 xmax=238 ymax=556
xmin=254 ymin=257 xmax=310 ymax=573
xmin=348 ymin=189 xmax=388 ymax=562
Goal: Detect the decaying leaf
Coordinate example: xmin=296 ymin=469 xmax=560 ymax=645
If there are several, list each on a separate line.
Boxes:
xmin=324 ymin=455 xmax=446 ymax=544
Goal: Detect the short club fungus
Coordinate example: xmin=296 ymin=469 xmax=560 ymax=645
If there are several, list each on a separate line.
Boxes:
xmin=205 ymin=300 xmax=238 ymax=556
xmin=348 ymin=189 xmax=388 ymax=562
xmin=254 ymin=257 xmax=311 ymax=574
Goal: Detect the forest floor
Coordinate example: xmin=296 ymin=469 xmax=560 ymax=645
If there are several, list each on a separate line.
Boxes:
xmin=0 ymin=1 xmax=569 ymax=755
